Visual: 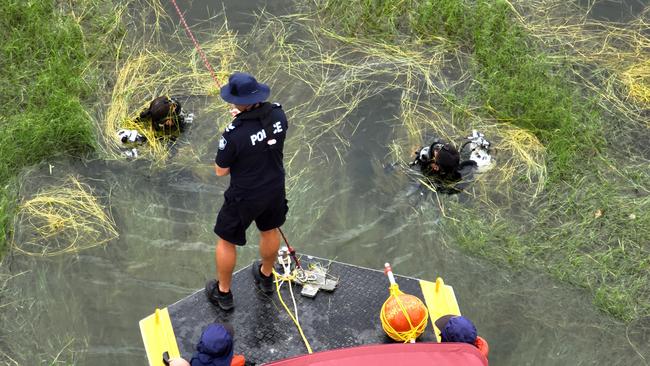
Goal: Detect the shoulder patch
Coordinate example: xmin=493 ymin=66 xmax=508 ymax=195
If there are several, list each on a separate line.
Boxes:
xmin=218 ymin=136 xmax=227 ymax=150
xmin=224 ymin=123 xmax=236 ymax=133
xmin=271 ymin=102 xmax=282 ymax=108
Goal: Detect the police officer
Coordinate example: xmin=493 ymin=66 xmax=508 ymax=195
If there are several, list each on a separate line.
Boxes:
xmin=205 ymin=72 xmax=289 ymax=311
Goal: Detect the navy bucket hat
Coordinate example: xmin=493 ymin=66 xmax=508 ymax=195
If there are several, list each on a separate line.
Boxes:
xmin=220 ymin=72 xmax=270 ymax=105
xmin=190 ymin=323 xmax=234 ymax=366
xmin=435 ymin=315 xmax=477 ymax=344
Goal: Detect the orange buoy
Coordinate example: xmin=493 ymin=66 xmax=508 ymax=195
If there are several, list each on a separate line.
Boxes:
xmin=380 ymin=263 xmax=429 ymax=342
xmin=382 ymin=293 xmax=428 ymax=336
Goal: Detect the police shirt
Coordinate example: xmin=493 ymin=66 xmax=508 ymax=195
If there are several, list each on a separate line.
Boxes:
xmin=215 ymin=102 xmax=288 ymax=196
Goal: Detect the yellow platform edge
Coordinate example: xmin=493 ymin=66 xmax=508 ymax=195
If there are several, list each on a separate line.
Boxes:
xmin=419 ymin=278 xmax=461 ymax=342
xmin=139 ymin=307 xmax=181 ymax=366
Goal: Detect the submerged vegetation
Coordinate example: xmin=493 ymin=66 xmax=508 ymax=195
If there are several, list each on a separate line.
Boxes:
xmin=318 ymin=0 xmax=649 ymax=320
xmin=1 ymin=1 xmax=154 ymax=363
xmin=1 ymin=0 xmax=648 ymax=362
xmin=12 ymin=176 xmax=118 ymax=257
xmin=321 ymin=0 xmax=604 ymax=177
xmin=102 ymin=27 xmax=239 ymax=165
xmin=0 ymin=0 xmax=126 ymax=257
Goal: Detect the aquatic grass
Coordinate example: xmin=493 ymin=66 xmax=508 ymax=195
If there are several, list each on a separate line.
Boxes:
xmin=102 ymin=25 xmax=240 ymax=164
xmin=0 ymin=0 xmax=130 ymax=257
xmin=247 ymin=11 xmax=552 ymax=211
xmin=496 ymin=127 xmax=547 ymax=198
xmin=621 ymin=60 xmax=649 ymax=105
xmin=0 ymin=0 xmax=97 ymax=182
xmin=0 ymin=269 xmax=86 ymax=365
xmin=318 ymin=0 xmax=412 ymax=41
xmin=440 ymin=170 xmax=650 ymax=321
xmin=243 ymin=14 xmax=394 ymax=161
xmin=314 ymin=0 xmax=650 ymax=321
xmin=392 ymin=86 xmax=549 ymax=202
xmin=0 ymin=192 xmax=10 ymax=258
xmin=506 ymin=0 xmax=649 ymax=125
xmin=320 ymin=0 xmax=605 ymax=180
xmin=11 ymin=176 xmax=118 ymax=257
xmin=311 ymin=3 xmax=561 ymax=202
xmin=438 ymin=141 xmax=650 ymax=321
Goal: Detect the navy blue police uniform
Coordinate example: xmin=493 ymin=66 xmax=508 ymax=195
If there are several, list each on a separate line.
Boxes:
xmin=214 ymin=102 xmax=289 ymax=245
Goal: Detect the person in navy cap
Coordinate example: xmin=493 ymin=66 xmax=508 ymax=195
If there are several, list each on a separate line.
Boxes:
xmin=205 ymin=72 xmax=289 ymax=311
xmin=164 ymin=323 xmax=245 ymax=366
xmin=190 ymin=323 xmax=234 ymax=366
xmin=435 ymin=315 xmax=489 ymax=359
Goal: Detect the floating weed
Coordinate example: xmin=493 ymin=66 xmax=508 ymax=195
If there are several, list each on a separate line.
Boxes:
xmin=11 ymin=176 xmax=118 ymax=257
xmin=622 ymin=60 xmax=650 ymax=106
xmin=496 ymin=127 xmax=547 ymax=199
xmin=314 ymin=0 xmax=650 ymax=321
xmin=101 ymin=25 xmax=240 ymax=164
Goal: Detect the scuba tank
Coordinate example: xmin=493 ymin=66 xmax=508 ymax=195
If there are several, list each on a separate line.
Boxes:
xmin=460 ymin=130 xmax=492 ymax=171
xmin=411 ymin=131 xmax=493 ymax=171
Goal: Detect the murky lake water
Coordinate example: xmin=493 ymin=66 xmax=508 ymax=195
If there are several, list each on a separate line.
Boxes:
xmin=1 ymin=1 xmax=649 ymax=365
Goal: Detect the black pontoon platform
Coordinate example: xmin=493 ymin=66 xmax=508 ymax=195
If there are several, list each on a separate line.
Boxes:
xmin=140 ymin=256 xmax=461 ymax=365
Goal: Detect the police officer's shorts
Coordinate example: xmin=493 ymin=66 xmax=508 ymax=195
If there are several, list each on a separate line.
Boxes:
xmin=214 ymin=189 xmax=289 ymax=246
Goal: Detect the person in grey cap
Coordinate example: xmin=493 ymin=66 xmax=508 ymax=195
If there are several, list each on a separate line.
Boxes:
xmin=205 ymin=72 xmax=289 ymax=311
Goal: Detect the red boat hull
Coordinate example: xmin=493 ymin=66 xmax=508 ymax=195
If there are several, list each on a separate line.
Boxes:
xmin=265 ymin=343 xmax=488 ymax=366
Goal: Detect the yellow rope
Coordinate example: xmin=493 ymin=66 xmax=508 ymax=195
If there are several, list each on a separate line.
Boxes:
xmin=273 ymin=270 xmax=313 ymax=354
xmin=380 ymin=284 xmax=429 ymax=342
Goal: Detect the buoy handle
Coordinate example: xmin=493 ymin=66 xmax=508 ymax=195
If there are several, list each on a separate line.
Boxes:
xmin=435 ymin=277 xmax=444 ymax=292
xmin=384 ymin=262 xmax=397 ymax=286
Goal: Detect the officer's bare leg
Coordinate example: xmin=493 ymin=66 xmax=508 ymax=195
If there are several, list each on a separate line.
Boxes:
xmin=259 ymin=228 xmax=280 ymax=276
xmin=216 ymin=238 xmax=236 ymax=292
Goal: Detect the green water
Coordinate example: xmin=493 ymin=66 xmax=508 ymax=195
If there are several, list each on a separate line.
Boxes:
xmin=1 ymin=1 xmax=649 ymax=365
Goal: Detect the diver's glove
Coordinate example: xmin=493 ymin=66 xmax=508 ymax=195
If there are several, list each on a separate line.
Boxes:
xmin=121 ymin=148 xmax=138 ymax=159
xmin=117 ymin=129 xmax=147 ymax=144
xmin=183 ymin=112 xmax=194 ymax=124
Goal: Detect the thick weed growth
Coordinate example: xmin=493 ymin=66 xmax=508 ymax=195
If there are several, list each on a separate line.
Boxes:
xmin=322 ymin=0 xmax=604 ymax=177
xmin=0 ymin=1 xmax=126 ymax=257
xmin=317 ymin=0 xmax=650 ymax=321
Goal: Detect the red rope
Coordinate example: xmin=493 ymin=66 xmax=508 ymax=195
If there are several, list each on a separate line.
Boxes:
xmin=169 ymin=0 xmax=221 ymax=88
xmin=279 ymin=228 xmax=301 ymax=269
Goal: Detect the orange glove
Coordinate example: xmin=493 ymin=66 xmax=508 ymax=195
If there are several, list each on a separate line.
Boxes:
xmin=231 ymin=354 xmax=246 ymax=366
xmin=474 ymin=336 xmax=489 ymax=359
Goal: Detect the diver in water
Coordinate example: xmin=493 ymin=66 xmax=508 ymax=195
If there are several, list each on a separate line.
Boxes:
xmin=409 ymin=131 xmax=492 ymax=194
xmin=117 ymin=96 xmax=194 ymax=157
xmin=411 ymin=139 xmax=465 ymax=181
xmin=134 ymin=96 xmax=191 ymax=139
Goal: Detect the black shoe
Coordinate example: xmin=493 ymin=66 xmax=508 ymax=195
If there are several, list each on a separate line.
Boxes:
xmin=205 ymin=279 xmax=234 ymax=311
xmin=251 ymin=261 xmax=274 ymax=294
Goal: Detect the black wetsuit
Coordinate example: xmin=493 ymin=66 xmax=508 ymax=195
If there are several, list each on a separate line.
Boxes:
xmin=134 ymin=97 xmax=186 ymax=139
xmin=412 ymin=144 xmax=478 ymax=194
